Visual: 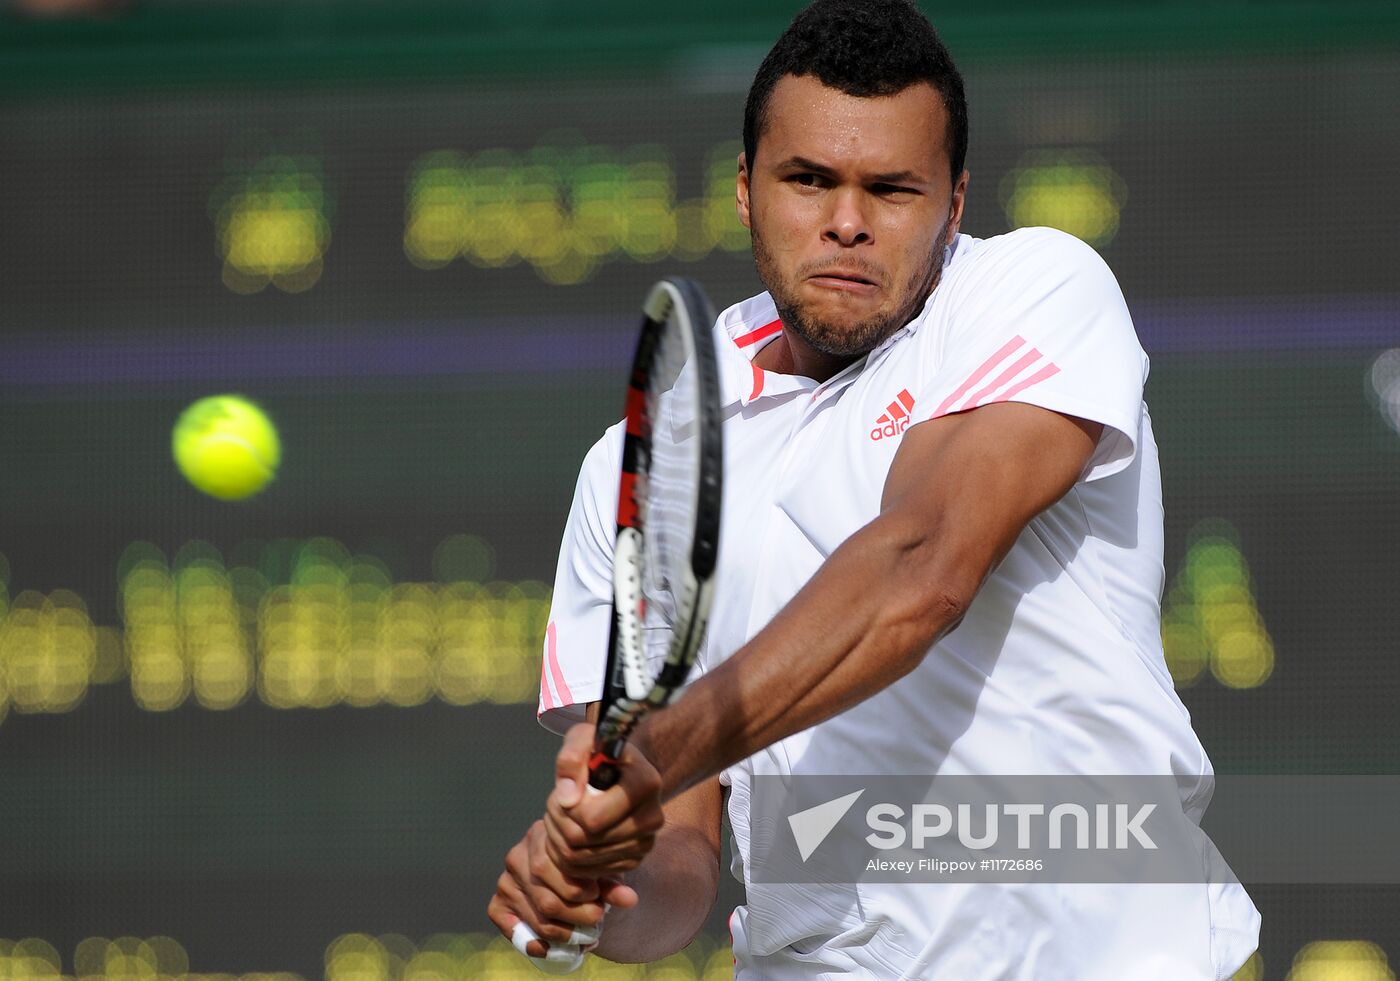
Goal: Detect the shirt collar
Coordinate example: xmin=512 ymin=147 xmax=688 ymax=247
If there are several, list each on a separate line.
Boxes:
xmin=714 ymin=295 xmax=814 ymax=408
xmin=711 ymin=236 xmax=964 ymax=404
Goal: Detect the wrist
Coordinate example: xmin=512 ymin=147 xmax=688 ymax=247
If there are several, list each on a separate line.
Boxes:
xmin=629 ymin=717 xmax=674 ymax=798
xmin=635 ymin=708 xmax=699 ymax=800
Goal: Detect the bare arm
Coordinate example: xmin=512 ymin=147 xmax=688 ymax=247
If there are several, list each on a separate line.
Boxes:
xmin=629 ymin=402 xmax=1102 ymax=799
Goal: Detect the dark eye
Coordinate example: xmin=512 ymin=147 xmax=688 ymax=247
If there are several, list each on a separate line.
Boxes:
xmin=791 ymin=173 xmax=824 ymax=188
xmin=873 ymin=183 xmax=916 ymax=196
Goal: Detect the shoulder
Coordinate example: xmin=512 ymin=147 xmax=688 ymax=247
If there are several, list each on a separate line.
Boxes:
xmin=926 ymin=228 xmax=1128 ymax=332
xmin=571 ymin=422 xmax=624 ymax=509
xmin=947 ymin=227 xmax=1119 ymax=290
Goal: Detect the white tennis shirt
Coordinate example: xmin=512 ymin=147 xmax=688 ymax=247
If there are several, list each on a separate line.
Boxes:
xmin=538 ymin=227 xmax=1260 ymax=979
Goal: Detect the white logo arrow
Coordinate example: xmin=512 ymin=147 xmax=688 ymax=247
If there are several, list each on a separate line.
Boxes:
xmin=787 ymin=789 xmax=864 ymax=862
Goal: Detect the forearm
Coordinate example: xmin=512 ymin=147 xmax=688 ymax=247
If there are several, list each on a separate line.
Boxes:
xmin=592 ymin=825 xmax=719 ymax=963
xmin=638 ymin=512 xmax=977 ymax=799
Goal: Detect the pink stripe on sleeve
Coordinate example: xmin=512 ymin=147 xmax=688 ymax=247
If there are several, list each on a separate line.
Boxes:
xmin=959 ymin=348 xmax=1044 ymax=412
xmin=931 ymin=336 xmax=1026 ymax=418
xmin=545 ymin=620 xmax=575 ymax=706
xmin=986 ymin=362 xmax=1062 ymax=404
xmin=537 ymin=649 xmax=554 ymax=710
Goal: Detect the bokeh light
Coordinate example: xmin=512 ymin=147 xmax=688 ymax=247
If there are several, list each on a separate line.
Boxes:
xmin=323 ymin=932 xmax=735 ymax=981
xmin=0 ymin=534 xmax=558 ymax=727
xmin=0 ymin=587 xmax=97 ymax=714
xmin=999 ymin=148 xmax=1127 ymax=248
xmin=3 ymin=938 xmax=62 ymax=980
xmin=116 ymin=536 xmax=547 ymax=715
xmin=1161 ymin=519 xmax=1275 ymax=689
xmin=211 ymin=152 xmax=333 ymax=295
xmin=1 ymin=932 xmax=1390 ymax=981
xmin=404 ymin=137 xmax=746 ymax=285
xmin=1287 ymin=940 xmax=1395 ymax=981
xmin=1234 ymin=951 xmax=1265 ymax=981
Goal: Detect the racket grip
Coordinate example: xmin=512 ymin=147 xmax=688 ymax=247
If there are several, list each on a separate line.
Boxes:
xmin=588 ymin=744 xmax=625 ymax=790
xmin=513 ymin=781 xmax=609 ymax=974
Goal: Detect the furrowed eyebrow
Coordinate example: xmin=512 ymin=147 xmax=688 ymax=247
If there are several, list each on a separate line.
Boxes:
xmin=775 ymin=156 xmax=928 ymax=186
xmin=776 ymin=156 xmax=838 ymax=176
xmin=868 ymin=170 xmax=926 ymax=186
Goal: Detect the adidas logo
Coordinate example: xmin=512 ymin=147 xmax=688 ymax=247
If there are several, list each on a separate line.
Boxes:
xmin=869 ymin=389 xmax=916 ymax=441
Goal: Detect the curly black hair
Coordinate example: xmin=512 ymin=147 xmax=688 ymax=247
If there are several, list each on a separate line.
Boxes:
xmin=743 ymin=0 xmax=968 ymax=184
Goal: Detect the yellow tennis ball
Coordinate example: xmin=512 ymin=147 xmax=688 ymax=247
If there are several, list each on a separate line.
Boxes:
xmin=172 ymin=395 xmax=281 ymax=500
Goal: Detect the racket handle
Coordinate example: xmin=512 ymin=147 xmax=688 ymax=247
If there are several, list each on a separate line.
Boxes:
xmin=588 ymin=741 xmax=627 ymax=790
xmin=513 ymin=782 xmax=608 ymax=973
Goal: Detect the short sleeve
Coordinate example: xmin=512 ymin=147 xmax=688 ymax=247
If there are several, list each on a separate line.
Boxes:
xmin=537 ymin=425 xmax=622 ymax=734
xmin=919 ymin=227 xmax=1148 ymax=481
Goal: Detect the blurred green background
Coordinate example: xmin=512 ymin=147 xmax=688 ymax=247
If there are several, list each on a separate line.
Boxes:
xmin=2 ymin=1 xmax=1399 ymax=979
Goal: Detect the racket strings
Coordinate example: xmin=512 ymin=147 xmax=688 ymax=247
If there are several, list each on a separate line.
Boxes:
xmin=637 ymin=321 xmax=702 ymax=662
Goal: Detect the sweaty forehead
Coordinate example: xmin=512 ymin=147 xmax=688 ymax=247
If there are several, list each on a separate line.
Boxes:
xmin=758 ymin=74 xmax=950 ymax=180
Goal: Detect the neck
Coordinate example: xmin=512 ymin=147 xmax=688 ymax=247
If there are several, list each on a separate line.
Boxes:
xmin=752 ymin=331 xmax=860 ymax=383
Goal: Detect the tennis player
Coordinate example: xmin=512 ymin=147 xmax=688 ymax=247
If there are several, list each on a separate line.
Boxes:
xmin=489 ymin=0 xmax=1260 ymax=975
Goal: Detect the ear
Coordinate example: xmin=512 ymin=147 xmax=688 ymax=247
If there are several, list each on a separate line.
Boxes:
xmin=736 ymin=151 xmax=753 ymax=231
xmin=945 ymin=169 xmax=969 ymax=245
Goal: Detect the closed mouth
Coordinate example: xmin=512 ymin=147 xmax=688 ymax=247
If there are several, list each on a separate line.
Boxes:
xmin=809 ymin=270 xmax=878 ymax=287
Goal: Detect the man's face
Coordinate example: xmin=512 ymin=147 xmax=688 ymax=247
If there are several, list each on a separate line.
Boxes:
xmin=739 ymin=74 xmax=967 ymax=359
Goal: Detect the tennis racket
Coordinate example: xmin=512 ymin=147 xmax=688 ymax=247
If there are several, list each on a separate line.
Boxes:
xmin=513 ymin=277 xmax=724 ymax=973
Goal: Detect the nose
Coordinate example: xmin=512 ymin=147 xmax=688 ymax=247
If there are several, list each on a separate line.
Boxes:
xmin=822 ymin=188 xmax=871 ymax=247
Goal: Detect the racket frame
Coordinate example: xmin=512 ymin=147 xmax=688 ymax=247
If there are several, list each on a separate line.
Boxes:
xmin=590 ymin=277 xmax=723 ymax=790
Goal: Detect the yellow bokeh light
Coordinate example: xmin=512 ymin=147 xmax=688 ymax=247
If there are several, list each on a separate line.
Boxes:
xmin=1232 ymin=951 xmax=1265 ymax=981
xmin=212 ymin=153 xmax=333 ymax=295
xmin=1212 ymin=628 xmax=1275 ymax=689
xmin=1288 ymin=940 xmax=1395 ymax=981
xmin=404 ymin=140 xmax=745 ymax=284
xmin=1 ymin=534 xmax=561 ymax=728
xmin=1161 ymin=618 xmax=1208 ymax=687
xmin=1000 ymin=148 xmax=1127 ymax=248
xmin=1160 ymin=520 xmax=1275 ymax=690
xmin=0 ymin=589 xmax=97 ymax=713
xmin=0 ymin=932 xmax=754 ymax=981
xmin=8 ymin=937 xmax=62 ymax=978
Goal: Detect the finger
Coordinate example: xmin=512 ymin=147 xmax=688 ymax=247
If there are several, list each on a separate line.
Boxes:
xmin=597 ymin=877 xmax=640 ymax=909
xmin=524 ymin=855 xmax=610 ymax=926
xmin=554 ymin=724 xmax=595 ymax=809
xmin=543 ymin=828 xmax=658 ymax=873
xmin=487 ymin=892 xmax=526 ymax=943
xmin=543 ymin=797 xmax=594 ymax=857
xmin=569 ymin=786 xmax=666 ymax=841
xmin=512 ymin=822 xmax=600 ymax=902
xmin=549 ymin=788 xmax=665 ymax=847
xmin=511 ymin=922 xmax=584 ymax=975
xmin=543 ymin=804 xmax=660 ymax=878
xmin=525 ymin=821 xmax=609 ymax=906
xmin=497 ymin=870 xmax=588 ymax=947
xmin=544 ymin=808 xmax=644 ymax=877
